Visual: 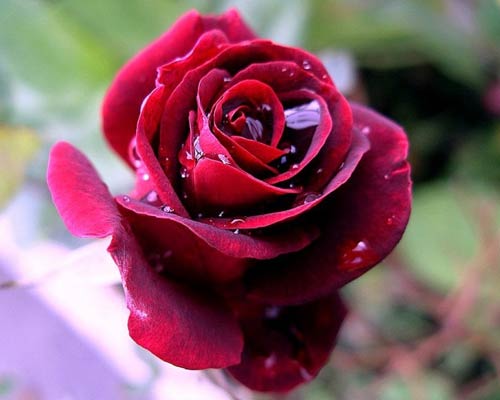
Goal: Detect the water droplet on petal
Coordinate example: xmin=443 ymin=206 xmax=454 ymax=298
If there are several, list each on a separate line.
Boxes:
xmin=233 ymin=229 xmax=240 ymax=235
xmin=264 ymin=353 xmax=278 ymax=369
xmin=322 ymin=73 xmax=329 ymax=80
xmin=340 ymin=240 xmax=377 ymax=271
xmin=302 ymin=60 xmax=312 ymax=70
xmin=386 ymin=217 xmax=393 ymax=225
xmin=230 ymin=218 xmax=245 ymax=225
xmin=185 ymin=151 xmax=193 ymax=161
xmin=160 ymin=205 xmax=175 ymax=213
xmin=284 ymin=100 xmax=321 ymax=130
xmin=223 ymin=76 xmax=231 ymax=83
xmin=384 ymin=174 xmax=390 ymax=180
xmin=197 ymin=213 xmax=204 ymax=219
xmin=281 ymin=67 xmax=288 ymax=73
xmin=264 ymin=306 xmax=281 ymax=319
xmin=129 ymin=138 xmax=143 ymax=169
xmin=303 ymin=193 xmax=321 ymax=204
xmin=289 ymin=71 xmax=295 ymax=77
xmin=261 ymin=103 xmax=272 ymax=112
xmin=193 ymin=136 xmax=204 ymax=161
xmin=289 ymin=145 xmax=297 ymax=154
xmin=180 ymin=168 xmax=189 ymax=179
xmin=299 ymin=367 xmax=313 ymax=381
xmin=291 ymin=163 xmax=300 ymax=170
xmin=122 ymin=195 xmax=131 ymax=203
xmin=316 ymin=168 xmax=324 ymax=174
xmin=361 ymin=126 xmax=371 ymax=135
xmin=218 ymin=154 xmax=231 ymax=165
xmin=182 ymin=192 xmax=188 ymax=199
xmin=218 ymin=211 xmax=225 ymax=217
xmin=141 ymin=173 xmax=150 ymax=181
xmin=146 ymin=191 xmax=158 ymax=203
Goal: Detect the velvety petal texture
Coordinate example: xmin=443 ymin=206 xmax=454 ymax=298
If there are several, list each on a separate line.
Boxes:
xmin=48 ymin=8 xmax=412 ymax=395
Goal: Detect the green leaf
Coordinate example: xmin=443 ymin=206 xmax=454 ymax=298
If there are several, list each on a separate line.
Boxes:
xmin=400 ymin=183 xmax=500 ymax=293
xmin=0 ymin=126 xmax=40 ymax=208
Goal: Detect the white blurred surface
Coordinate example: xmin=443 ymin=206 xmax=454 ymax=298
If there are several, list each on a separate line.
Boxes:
xmin=0 ymin=209 xmax=239 ymax=400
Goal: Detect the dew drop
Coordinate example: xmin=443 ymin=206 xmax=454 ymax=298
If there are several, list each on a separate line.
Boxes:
xmin=182 ymin=192 xmax=188 ymax=199
xmin=361 ymin=126 xmax=371 ymax=135
xmin=281 ymin=67 xmax=288 ymax=73
xmin=291 ymin=163 xmax=300 ymax=170
xmin=384 ymin=174 xmax=390 ymax=180
xmin=302 ymin=60 xmax=312 ymax=70
xmin=339 ymin=162 xmax=345 ymax=170
xmin=122 ymin=195 xmax=131 ymax=203
xmin=340 ymin=240 xmax=377 ymax=271
xmin=128 ymin=138 xmax=142 ymax=169
xmin=322 ymin=73 xmax=329 ymax=80
xmin=230 ymin=218 xmax=245 ymax=225
xmin=288 ymin=71 xmax=295 ymax=77
xmin=233 ymin=229 xmax=240 ymax=235
xmin=185 ymin=151 xmax=193 ymax=161
xmin=218 ymin=154 xmax=231 ymax=165
xmin=264 ymin=306 xmax=281 ymax=319
xmin=303 ymin=193 xmax=321 ymax=204
xmin=160 ymin=205 xmax=175 ymax=213
xmin=284 ymin=100 xmax=320 ymax=130
xmin=146 ymin=191 xmax=158 ymax=203
xmin=218 ymin=211 xmax=225 ymax=217
xmin=261 ymin=103 xmax=272 ymax=112
xmin=223 ymin=76 xmax=231 ymax=83
xmin=299 ymin=367 xmax=313 ymax=381
xmin=288 ymin=145 xmax=297 ymax=154
xmin=245 ymin=117 xmax=264 ymax=141
xmin=316 ymin=168 xmax=324 ymax=174
xmin=180 ymin=168 xmax=189 ymax=179
xmin=264 ymin=353 xmax=277 ymax=369
xmin=193 ymin=136 xmax=204 ymax=161
xmin=197 ymin=213 xmax=204 ymax=219
xmin=386 ymin=217 xmax=393 ymax=225
xmin=141 ymin=172 xmax=150 ymax=181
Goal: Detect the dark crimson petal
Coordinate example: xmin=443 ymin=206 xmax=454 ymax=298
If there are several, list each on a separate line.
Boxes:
xmin=116 ymin=196 xmax=319 ymax=263
xmin=231 ymin=136 xmax=286 ymax=164
xmin=246 ymin=103 xmax=412 ymax=305
xmin=265 ymin=90 xmax=332 ymax=185
xmin=135 ymin=85 xmax=190 ymax=217
xmin=102 ymin=9 xmax=255 ymax=166
xmin=227 ymin=292 xmax=347 ymax=392
xmin=110 ymin=227 xmax=243 ymax=369
xmin=229 ymin=61 xmax=352 ymax=188
xmin=48 ymin=142 xmax=243 ymax=368
xmin=189 ymin=158 xmax=301 ymax=213
xmin=204 ymin=130 xmax=369 ymax=230
xmin=158 ymin=41 xmax=337 ymax=165
xmin=47 ymin=142 xmax=121 ymax=237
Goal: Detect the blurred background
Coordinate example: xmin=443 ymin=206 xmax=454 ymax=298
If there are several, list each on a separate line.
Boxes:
xmin=0 ymin=0 xmax=499 ymax=399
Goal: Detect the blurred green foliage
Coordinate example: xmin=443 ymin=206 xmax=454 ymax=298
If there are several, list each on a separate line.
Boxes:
xmin=1 ymin=0 xmax=499 ymax=399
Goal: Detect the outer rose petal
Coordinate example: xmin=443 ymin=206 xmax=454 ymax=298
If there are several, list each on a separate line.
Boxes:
xmin=47 ymin=142 xmax=243 ymax=369
xmin=227 ymin=292 xmax=347 ymax=392
xmin=110 ymin=226 xmax=243 ymax=369
xmin=102 ymin=9 xmax=255 ymax=166
xmin=246 ymin=103 xmax=412 ymax=305
xmin=47 ymin=142 xmax=120 ymax=237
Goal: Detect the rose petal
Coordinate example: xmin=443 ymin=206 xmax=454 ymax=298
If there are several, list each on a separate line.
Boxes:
xmin=47 ymin=142 xmax=121 ymax=237
xmin=227 ymin=292 xmax=347 ymax=392
xmin=102 ymin=9 xmax=255 ymax=166
xmin=189 ymin=158 xmax=301 ymax=214
xmin=109 ymin=227 xmax=243 ymax=369
xmin=246 ymin=103 xmax=412 ymax=304
xmin=116 ymin=196 xmax=320 ymax=264
xmin=205 ymin=129 xmax=369 ymax=230
xmin=134 ymin=85 xmax=190 ymax=217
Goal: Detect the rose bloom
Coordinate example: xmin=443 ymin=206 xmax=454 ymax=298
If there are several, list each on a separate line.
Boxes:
xmin=47 ymin=9 xmax=411 ymax=393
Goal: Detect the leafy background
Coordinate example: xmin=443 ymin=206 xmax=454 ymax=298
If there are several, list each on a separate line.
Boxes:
xmin=0 ymin=0 xmax=499 ymax=399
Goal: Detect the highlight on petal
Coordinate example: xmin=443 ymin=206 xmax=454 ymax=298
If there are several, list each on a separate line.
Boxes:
xmin=47 ymin=142 xmax=120 ymax=238
xmin=227 ymin=292 xmax=347 ymax=392
xmin=246 ymin=104 xmax=412 ymax=305
xmin=102 ymin=9 xmax=255 ymax=166
xmin=109 ymin=227 xmax=243 ymax=369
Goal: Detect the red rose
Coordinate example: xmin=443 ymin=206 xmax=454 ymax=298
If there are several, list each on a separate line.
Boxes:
xmin=47 ymin=9 xmax=411 ymax=392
